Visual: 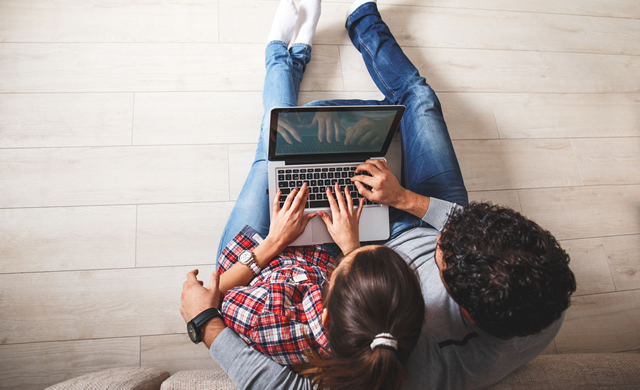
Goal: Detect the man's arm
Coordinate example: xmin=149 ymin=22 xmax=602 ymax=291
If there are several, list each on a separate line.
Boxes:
xmin=352 ymin=159 xmax=431 ymax=219
xmin=210 ymin=328 xmax=313 ymax=390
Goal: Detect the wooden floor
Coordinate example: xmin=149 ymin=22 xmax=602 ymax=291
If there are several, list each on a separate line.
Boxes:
xmin=1 ymin=0 xmax=639 ymax=388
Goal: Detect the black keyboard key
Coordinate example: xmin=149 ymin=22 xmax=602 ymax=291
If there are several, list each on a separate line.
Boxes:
xmin=278 ymin=181 xmax=288 ymax=188
xmin=310 ymin=180 xmax=317 ymax=186
xmin=310 ymin=200 xmax=330 ymax=208
xmin=350 ymin=167 xmax=357 ymax=171
xmin=289 ymin=181 xmax=296 ymax=187
xmin=285 ymin=174 xmax=292 ymax=180
xmin=342 ymin=172 xmax=349 ymax=178
xmin=319 ymin=186 xmax=326 ymax=192
xmin=280 ymin=188 xmax=291 ymax=194
xmin=312 ymin=187 xmax=319 ymax=193
xmin=315 ymin=168 xmax=321 ymax=172
xmin=322 ymin=168 xmax=328 ymax=172
xmin=339 ymin=179 xmax=345 ymax=185
xmin=327 ymin=172 xmax=334 ymax=178
xmin=321 ymin=172 xmax=327 ymax=179
xmin=336 ymin=167 xmax=343 ymax=171
xmin=348 ymin=171 xmax=355 ymax=177
xmin=292 ymin=174 xmax=299 ymax=180
xmin=296 ymin=181 xmax=303 ymax=187
xmin=309 ymin=194 xmax=316 ymax=200
xmin=324 ymin=179 xmax=331 ymax=186
xmin=286 ymin=169 xmax=292 ymax=173
xmin=278 ymin=174 xmax=284 ymax=180
xmin=293 ymin=169 xmax=299 ymax=173
xmin=329 ymin=167 xmax=335 ymax=171
xmin=351 ymin=191 xmax=359 ymax=198
xmin=278 ymin=170 xmax=284 ymax=174
xmin=314 ymin=173 xmax=320 ymax=179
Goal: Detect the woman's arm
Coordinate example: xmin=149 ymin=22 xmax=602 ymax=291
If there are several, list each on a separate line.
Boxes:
xmin=218 ymin=184 xmax=316 ymax=293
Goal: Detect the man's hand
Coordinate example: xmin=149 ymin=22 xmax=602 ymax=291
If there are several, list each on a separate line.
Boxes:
xmin=351 ymin=159 xmax=406 ymax=208
xmin=344 ymin=117 xmax=392 ymax=146
xmin=318 ymin=183 xmax=363 ymax=255
xmin=181 ymin=269 xmax=221 ymax=323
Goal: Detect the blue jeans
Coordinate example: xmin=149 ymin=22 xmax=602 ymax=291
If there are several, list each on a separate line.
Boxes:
xmin=216 ymin=4 xmax=468 ymax=262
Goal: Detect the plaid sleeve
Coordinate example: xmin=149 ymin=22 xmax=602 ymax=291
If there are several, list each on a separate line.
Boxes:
xmin=217 ymin=225 xmax=263 ymax=274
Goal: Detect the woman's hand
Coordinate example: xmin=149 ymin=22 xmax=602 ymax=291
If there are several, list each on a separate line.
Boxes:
xmin=312 ymin=112 xmax=345 ymax=143
xmin=267 ymin=183 xmax=316 ymax=250
xmin=318 ymin=182 xmax=363 ymax=255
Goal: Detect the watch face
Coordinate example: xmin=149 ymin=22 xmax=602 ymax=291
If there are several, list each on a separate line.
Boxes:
xmin=187 ymin=321 xmax=200 ymax=343
xmin=239 ymin=251 xmax=252 ymax=264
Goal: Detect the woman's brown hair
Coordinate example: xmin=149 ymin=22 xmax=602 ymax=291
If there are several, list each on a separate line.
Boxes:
xmin=296 ymin=246 xmax=425 ymax=390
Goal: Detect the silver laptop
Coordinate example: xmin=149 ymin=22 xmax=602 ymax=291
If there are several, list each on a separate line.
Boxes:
xmin=267 ymin=105 xmax=405 ymax=246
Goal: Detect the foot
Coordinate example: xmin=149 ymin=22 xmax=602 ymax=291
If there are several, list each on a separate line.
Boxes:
xmin=268 ymin=0 xmax=299 ymax=45
xmin=293 ymin=0 xmax=322 ymax=46
xmin=347 ymin=0 xmax=376 ymax=18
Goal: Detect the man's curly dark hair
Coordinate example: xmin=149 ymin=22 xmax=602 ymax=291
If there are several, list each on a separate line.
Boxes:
xmin=439 ymin=202 xmax=576 ymax=339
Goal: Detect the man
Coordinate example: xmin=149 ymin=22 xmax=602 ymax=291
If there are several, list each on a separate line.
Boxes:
xmin=181 ymin=1 xmax=576 ymax=388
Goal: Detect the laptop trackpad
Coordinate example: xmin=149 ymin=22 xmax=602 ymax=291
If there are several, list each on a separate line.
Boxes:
xmin=311 ymin=218 xmax=332 ymax=243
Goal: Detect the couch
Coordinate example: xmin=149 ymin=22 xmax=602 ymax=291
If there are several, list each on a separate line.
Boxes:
xmin=45 ymin=353 xmax=640 ymax=390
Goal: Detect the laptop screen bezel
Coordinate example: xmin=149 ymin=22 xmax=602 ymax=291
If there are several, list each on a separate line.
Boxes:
xmin=268 ymin=105 xmax=405 ymax=164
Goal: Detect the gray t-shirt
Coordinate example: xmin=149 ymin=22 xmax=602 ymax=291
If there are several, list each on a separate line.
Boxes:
xmin=210 ymin=198 xmax=562 ymax=389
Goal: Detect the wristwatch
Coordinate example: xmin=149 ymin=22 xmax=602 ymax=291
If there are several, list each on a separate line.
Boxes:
xmin=187 ymin=308 xmax=222 ymax=344
xmin=238 ymin=250 xmax=261 ymax=276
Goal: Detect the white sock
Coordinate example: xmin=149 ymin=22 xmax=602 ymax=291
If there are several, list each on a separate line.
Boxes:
xmin=293 ymin=0 xmax=322 ymax=46
xmin=268 ymin=0 xmax=299 ymax=45
xmin=348 ymin=0 xmax=376 ymax=17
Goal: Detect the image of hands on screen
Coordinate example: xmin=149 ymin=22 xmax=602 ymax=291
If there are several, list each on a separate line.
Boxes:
xmin=275 ymin=110 xmax=396 ymax=156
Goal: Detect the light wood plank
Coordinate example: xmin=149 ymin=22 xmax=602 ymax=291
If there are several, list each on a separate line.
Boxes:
xmin=382 ymin=7 xmax=537 ymax=51
xmin=0 ymin=338 xmax=140 ymax=390
xmin=0 ymin=0 xmax=218 ymax=43
xmin=467 ymin=190 xmax=521 ymax=212
xmin=229 ymin=144 xmax=259 ymax=201
xmin=555 ymin=290 xmax=640 ymax=353
xmin=572 ymin=137 xmax=640 ymax=185
xmin=136 ymin=203 xmax=235 ymax=268
xmin=454 ymin=139 xmax=583 ymax=191
xmin=141 ymin=334 xmax=221 ymax=374
xmin=0 ymin=43 xmax=260 ymax=93
xmin=133 ymin=92 xmax=263 ymax=146
xmin=559 ymin=238 xmax=616 ymax=296
xmin=0 ymin=265 xmax=216 ymax=344
xmin=519 ymin=185 xmax=640 ymax=241
xmin=439 ymin=93 xmax=500 ymax=140
xmin=491 ymin=93 xmax=640 ymax=139
xmin=0 ymin=206 xmax=136 ymax=274
xmin=533 ymin=14 xmax=640 ymax=55
xmin=340 ymin=46 xmax=640 ymax=93
xmin=335 ymin=0 xmax=640 ymax=18
xmin=0 ymin=93 xmax=133 ymax=148
xmin=0 ymin=145 xmax=228 ymax=208
xmin=603 ymin=234 xmax=640 ymax=292
xmin=456 ymin=0 xmax=640 ymax=19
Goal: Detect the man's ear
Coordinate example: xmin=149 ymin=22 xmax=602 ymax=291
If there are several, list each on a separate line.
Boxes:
xmin=321 ymin=308 xmax=330 ymax=327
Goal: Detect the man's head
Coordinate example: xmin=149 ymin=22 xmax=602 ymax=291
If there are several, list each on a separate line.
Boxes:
xmin=437 ymin=202 xmax=576 ymax=339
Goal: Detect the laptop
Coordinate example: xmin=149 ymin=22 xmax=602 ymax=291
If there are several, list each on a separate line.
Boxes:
xmin=267 ymin=105 xmax=405 ymax=246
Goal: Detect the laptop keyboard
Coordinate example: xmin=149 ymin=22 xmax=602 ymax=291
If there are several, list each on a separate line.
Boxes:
xmin=276 ymin=165 xmax=377 ymax=209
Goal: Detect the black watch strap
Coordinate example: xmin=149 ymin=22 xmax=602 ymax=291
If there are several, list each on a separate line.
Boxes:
xmin=187 ymin=308 xmax=222 ymax=344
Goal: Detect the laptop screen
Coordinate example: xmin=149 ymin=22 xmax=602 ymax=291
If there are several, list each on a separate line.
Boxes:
xmin=268 ymin=105 xmax=405 ymax=163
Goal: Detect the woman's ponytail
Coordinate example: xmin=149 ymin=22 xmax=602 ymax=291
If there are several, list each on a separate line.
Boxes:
xmin=295 ymin=246 xmax=425 ymax=390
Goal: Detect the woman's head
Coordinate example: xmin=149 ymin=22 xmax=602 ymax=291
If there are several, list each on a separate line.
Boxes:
xmin=301 ymin=245 xmax=425 ymax=390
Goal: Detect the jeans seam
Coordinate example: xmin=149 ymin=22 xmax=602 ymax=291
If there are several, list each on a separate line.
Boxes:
xmin=354 ymin=25 xmax=398 ymax=103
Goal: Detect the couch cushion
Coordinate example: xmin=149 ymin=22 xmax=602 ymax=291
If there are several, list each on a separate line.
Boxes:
xmin=491 ymin=353 xmax=640 ymax=389
xmin=160 ymin=370 xmax=237 ymax=390
xmin=45 ymin=367 xmax=170 ymax=390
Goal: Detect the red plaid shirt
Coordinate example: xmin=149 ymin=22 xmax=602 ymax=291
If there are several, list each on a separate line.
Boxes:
xmin=218 ymin=225 xmax=334 ymax=366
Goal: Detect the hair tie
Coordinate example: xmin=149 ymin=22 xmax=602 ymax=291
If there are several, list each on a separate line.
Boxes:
xmin=370 ymin=333 xmax=398 ymax=351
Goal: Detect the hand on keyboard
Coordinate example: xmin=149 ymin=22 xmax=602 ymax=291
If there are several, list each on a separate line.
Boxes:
xmin=317 ymin=182 xmax=364 ymax=255
xmin=269 ymin=183 xmax=317 ymax=248
xmin=352 ymin=159 xmax=405 ymax=208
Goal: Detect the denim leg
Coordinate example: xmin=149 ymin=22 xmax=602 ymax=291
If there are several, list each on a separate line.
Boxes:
xmin=215 ymin=42 xmax=312 ymax=263
xmin=346 ymin=3 xmax=468 ymax=238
